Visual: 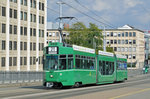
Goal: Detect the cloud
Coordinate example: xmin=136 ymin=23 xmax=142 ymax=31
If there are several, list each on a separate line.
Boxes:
xmin=124 ymin=0 xmax=143 ymax=8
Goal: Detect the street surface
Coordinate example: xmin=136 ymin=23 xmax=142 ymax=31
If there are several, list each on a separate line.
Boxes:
xmin=1 ymin=74 xmax=150 ymax=99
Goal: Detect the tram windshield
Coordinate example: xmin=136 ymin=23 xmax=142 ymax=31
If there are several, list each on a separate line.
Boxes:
xmin=44 ymin=55 xmax=58 ymax=70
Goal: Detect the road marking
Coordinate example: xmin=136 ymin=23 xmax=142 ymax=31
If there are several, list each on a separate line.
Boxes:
xmin=110 ymin=88 xmax=150 ymax=99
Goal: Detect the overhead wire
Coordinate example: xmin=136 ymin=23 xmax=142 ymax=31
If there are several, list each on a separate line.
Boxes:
xmin=73 ymin=0 xmax=117 ymax=28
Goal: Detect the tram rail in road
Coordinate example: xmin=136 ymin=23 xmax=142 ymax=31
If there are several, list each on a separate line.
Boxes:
xmin=2 ymin=75 xmax=150 ymax=99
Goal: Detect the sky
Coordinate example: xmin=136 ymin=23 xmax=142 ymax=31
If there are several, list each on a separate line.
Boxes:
xmin=47 ymin=0 xmax=150 ymax=30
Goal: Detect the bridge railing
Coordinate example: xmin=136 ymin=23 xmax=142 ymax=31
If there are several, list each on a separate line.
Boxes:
xmin=0 ymin=71 xmax=43 ymax=84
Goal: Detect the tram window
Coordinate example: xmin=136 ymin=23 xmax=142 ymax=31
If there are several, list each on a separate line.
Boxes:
xmin=59 ymin=55 xmax=66 ymax=70
xmin=99 ymin=61 xmax=103 ymax=74
xmin=75 ymin=58 xmax=80 ymax=69
xmin=99 ymin=61 xmax=114 ymax=75
xmin=60 ymin=55 xmax=66 ymax=58
xmin=68 ymin=54 xmax=73 ymax=69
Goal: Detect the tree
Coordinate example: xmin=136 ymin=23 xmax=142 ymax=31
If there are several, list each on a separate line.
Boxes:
xmin=65 ymin=22 xmax=114 ymax=53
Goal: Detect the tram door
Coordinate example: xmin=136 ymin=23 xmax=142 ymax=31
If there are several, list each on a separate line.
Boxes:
xmin=98 ymin=60 xmax=116 ymax=83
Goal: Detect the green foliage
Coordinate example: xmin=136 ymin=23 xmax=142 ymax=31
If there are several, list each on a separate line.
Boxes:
xmin=65 ymin=22 xmax=114 ymax=53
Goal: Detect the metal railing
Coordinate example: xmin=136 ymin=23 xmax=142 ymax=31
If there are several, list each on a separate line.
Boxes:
xmin=0 ymin=71 xmax=43 ymax=84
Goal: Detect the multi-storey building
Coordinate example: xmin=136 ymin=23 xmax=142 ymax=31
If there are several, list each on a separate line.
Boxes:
xmin=46 ymin=29 xmax=69 ymax=44
xmin=105 ymin=25 xmax=145 ymax=69
xmin=0 ymin=0 xmax=47 ymax=71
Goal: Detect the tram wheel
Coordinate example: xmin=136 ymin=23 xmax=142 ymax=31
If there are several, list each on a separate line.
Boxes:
xmin=74 ymin=82 xmax=80 ymax=88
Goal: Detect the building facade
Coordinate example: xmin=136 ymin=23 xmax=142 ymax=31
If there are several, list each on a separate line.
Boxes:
xmin=0 ymin=0 xmax=47 ymax=71
xmin=105 ymin=25 xmax=145 ymax=69
xmin=46 ymin=29 xmax=69 ymax=44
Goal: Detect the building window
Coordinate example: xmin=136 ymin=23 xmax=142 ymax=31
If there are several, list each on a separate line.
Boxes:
xmin=122 ymin=32 xmax=124 ymax=37
xmin=56 ymin=32 xmax=59 ymax=36
xmin=114 ymin=32 xmax=117 ymax=37
xmin=129 ymin=40 xmax=132 ymax=44
xmin=133 ymin=32 xmax=136 ymax=37
xmin=24 ymin=12 xmax=27 ymax=21
xmin=33 ymin=43 xmax=36 ymax=50
xmin=42 ymin=3 xmax=44 ymax=11
xmin=33 ymin=14 xmax=36 ymax=22
xmin=114 ymin=47 xmax=117 ymax=51
xmin=133 ymin=40 xmax=136 ymax=44
xmin=20 ymin=26 xmax=23 ymax=35
xmin=24 ymin=27 xmax=27 ymax=35
xmin=39 ymin=43 xmax=40 ymax=51
xmin=39 ymin=29 xmax=41 ymax=37
xmin=9 ymin=25 xmax=12 ymax=34
xmin=14 ymin=10 xmax=17 ymax=19
xmin=2 ymin=7 xmax=6 ymax=16
xmin=117 ymin=47 xmax=120 ymax=52
xmin=1 ymin=57 xmax=5 ymax=67
xmin=111 ymin=32 xmax=113 ymax=37
xmin=118 ymin=40 xmax=121 ymax=44
xmin=133 ymin=55 xmax=136 ymax=59
xmin=42 ymin=16 xmax=44 ymax=24
xmin=9 ymin=57 xmax=12 ymax=66
xmin=2 ymin=24 xmax=6 ymax=33
xmin=39 ymin=16 xmax=41 ymax=24
xmin=110 ymin=40 xmax=113 ymax=44
xmin=30 ymin=0 xmax=32 ymax=7
xmin=125 ymin=47 xmax=128 ymax=52
xmin=39 ymin=2 xmax=41 ymax=10
xmin=52 ymin=32 xmax=55 ymax=37
xmin=121 ymin=40 xmax=124 ymax=44
xmin=2 ymin=40 xmax=6 ymax=50
xmin=129 ymin=32 xmax=132 ymax=37
xmin=14 ymin=0 xmax=17 ymax=3
xmin=30 ymin=28 xmax=32 ymax=36
xmin=14 ymin=41 xmax=17 ymax=50
xmin=30 ymin=42 xmax=32 ymax=50
xmin=33 ymin=57 xmax=36 ymax=64
xmin=118 ymin=32 xmax=121 ymax=37
xmin=24 ymin=0 xmax=27 ymax=6
xmin=33 ymin=29 xmax=36 ymax=36
xmin=42 ymin=30 xmax=44 ymax=37
xmin=9 ymin=41 xmax=12 ymax=50
xmin=24 ymin=57 xmax=27 ymax=65
xmin=121 ymin=47 xmax=124 ymax=52
xmin=20 ymin=42 xmax=23 ymax=50
xmin=125 ymin=32 xmax=128 ymax=37
xmin=114 ymin=40 xmax=117 ymax=44
xmin=30 ymin=57 xmax=32 ymax=65
xmin=21 ymin=0 xmax=23 ymax=5
xmin=10 ymin=8 xmax=13 ymax=18
xmin=20 ymin=57 xmax=23 ymax=65
xmin=14 ymin=25 xmax=17 ymax=34
xmin=33 ymin=0 xmax=36 ymax=8
xmin=106 ymin=40 xmax=109 ymax=44
xmin=49 ymin=32 xmax=52 ymax=36
xmin=125 ymin=40 xmax=128 ymax=44
xmin=20 ymin=11 xmax=23 ymax=20
xmin=13 ymin=57 xmax=17 ymax=66
xmin=24 ymin=42 xmax=27 ymax=50
xmin=133 ymin=47 xmax=136 ymax=51
xmin=30 ymin=14 xmax=32 ymax=22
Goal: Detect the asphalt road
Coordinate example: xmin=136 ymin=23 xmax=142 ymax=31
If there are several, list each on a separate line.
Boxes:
xmin=1 ymin=74 xmax=150 ymax=99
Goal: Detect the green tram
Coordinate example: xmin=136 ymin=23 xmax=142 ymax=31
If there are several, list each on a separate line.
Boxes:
xmin=43 ymin=42 xmax=127 ymax=88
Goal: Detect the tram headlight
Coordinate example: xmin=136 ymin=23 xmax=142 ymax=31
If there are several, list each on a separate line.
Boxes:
xmin=50 ymin=75 xmax=53 ymax=78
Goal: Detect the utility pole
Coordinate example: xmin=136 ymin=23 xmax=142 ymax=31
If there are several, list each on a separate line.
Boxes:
xmin=56 ymin=1 xmax=75 ymax=45
xmin=103 ymin=25 xmax=106 ymax=51
xmin=57 ymin=1 xmax=65 ymax=43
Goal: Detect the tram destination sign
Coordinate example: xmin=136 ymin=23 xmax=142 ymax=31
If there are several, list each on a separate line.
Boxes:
xmin=47 ymin=47 xmax=58 ymax=54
